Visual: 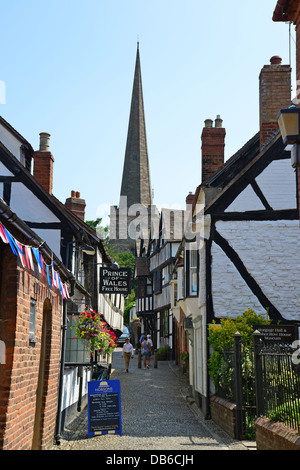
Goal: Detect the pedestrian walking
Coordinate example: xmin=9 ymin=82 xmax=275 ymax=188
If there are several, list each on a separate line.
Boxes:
xmin=147 ymin=334 xmax=153 ymax=347
xmin=139 ymin=332 xmax=147 ymax=343
xmin=121 ymin=337 xmax=134 ymax=372
xmin=141 ymin=336 xmax=152 ymax=369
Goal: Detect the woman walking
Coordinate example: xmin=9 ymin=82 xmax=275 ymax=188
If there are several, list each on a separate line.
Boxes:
xmin=121 ymin=337 xmax=134 ymax=372
xmin=141 ymin=336 xmax=152 ymax=369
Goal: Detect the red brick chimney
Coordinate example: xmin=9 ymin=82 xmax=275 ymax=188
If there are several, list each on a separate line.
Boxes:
xmin=186 ymin=192 xmax=195 ymax=206
xmin=65 ymin=191 xmax=86 ymax=221
xmin=259 ymin=56 xmax=291 ymax=150
xmin=33 ymin=133 xmax=54 ymax=194
xmin=201 ymin=116 xmax=226 ymax=183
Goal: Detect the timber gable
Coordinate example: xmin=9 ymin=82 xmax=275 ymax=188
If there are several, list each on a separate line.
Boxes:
xmin=199 ymin=131 xmax=300 ymax=325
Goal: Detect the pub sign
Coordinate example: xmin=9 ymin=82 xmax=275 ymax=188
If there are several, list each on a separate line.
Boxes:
xmin=99 ymin=267 xmax=131 ymax=294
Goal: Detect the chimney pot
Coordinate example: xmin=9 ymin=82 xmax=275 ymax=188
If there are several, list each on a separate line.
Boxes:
xmin=204 ymin=119 xmax=213 ymax=128
xmin=270 ymin=55 xmax=282 ymax=65
xmin=215 ymin=115 xmax=223 ymax=128
xmin=65 ymin=191 xmax=86 ymax=221
xmin=39 ymin=132 xmax=51 ymax=152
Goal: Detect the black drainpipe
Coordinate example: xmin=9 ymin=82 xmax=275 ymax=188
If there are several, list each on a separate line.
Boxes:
xmin=54 ymin=290 xmax=70 ymax=445
xmin=205 ymin=235 xmax=213 ymax=420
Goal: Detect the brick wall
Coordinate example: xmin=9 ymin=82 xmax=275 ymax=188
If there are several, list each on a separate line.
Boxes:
xmin=33 ymin=150 xmax=55 ymax=194
xmin=210 ymin=395 xmax=237 ymax=439
xmin=0 ymin=244 xmax=62 ymax=450
xmin=259 ymin=56 xmax=291 ymax=150
xmin=201 ymin=117 xmax=225 ymax=184
xmin=255 ymin=417 xmax=300 ymax=450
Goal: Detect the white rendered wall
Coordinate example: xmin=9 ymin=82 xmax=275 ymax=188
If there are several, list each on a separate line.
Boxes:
xmin=213 ymin=220 xmax=300 ymax=321
xmin=213 ymin=158 xmax=300 ymax=322
xmin=0 ymin=125 xmax=24 ymax=161
xmin=226 ymin=159 xmax=297 ymax=213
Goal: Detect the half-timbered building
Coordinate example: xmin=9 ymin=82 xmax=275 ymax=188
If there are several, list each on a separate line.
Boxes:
xmin=0 ymin=115 xmax=124 ymax=448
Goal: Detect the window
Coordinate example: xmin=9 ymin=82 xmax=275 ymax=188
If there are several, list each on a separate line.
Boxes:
xmin=177 ymin=266 xmax=184 ymax=300
xmin=29 ymin=298 xmax=37 ymax=342
xmin=153 ymin=270 xmax=162 ymax=294
xmin=160 ymin=310 xmax=169 ymax=337
xmin=65 ymin=314 xmax=90 ymax=363
xmin=146 ymin=277 xmax=152 ymax=296
xmin=189 ymin=250 xmax=198 ymax=296
xmin=162 ymin=264 xmax=172 ymax=286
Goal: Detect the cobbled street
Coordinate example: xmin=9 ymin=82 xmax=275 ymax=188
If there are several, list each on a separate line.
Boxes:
xmin=50 ymin=349 xmax=253 ymax=452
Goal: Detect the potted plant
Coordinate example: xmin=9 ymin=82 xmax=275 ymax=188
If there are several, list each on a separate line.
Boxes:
xmin=156 ymin=344 xmax=170 ymax=361
xmin=180 ymin=350 xmax=189 ymax=370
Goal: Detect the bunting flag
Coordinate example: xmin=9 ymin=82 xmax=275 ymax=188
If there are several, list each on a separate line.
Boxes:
xmin=25 ymin=245 xmax=34 ymax=271
xmin=0 ymin=224 xmax=8 ymax=244
xmin=40 ymin=253 xmax=45 ymax=276
xmin=46 ymin=264 xmax=52 ymax=287
xmin=32 ymin=247 xmax=43 ymax=274
xmin=0 ymin=221 xmax=70 ymax=301
xmin=3 ymin=227 xmax=18 ymax=255
xmin=52 ymin=261 xmax=58 ymax=288
xmin=57 ymin=271 xmax=63 ymax=297
xmin=15 ymin=240 xmax=26 ymax=268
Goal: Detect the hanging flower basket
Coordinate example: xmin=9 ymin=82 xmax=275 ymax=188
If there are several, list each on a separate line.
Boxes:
xmin=72 ymin=309 xmax=117 ymax=356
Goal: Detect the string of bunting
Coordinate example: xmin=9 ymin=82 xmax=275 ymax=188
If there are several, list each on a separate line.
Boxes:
xmin=0 ymin=221 xmax=70 ymax=300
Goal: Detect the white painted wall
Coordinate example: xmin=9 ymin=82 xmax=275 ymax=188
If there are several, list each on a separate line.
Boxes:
xmin=213 ymin=220 xmax=300 ymax=321
xmin=226 ymin=159 xmax=297 ymax=213
xmin=255 ymin=159 xmax=297 ymax=210
xmin=0 ymin=125 xmax=24 ymax=162
xmin=213 ymin=158 xmax=300 ymax=322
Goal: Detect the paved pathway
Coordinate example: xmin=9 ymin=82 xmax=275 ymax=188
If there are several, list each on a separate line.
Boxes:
xmin=50 ymin=349 xmax=252 ymax=451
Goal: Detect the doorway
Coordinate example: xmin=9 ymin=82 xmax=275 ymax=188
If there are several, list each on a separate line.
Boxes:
xmin=32 ymin=298 xmax=52 ymax=450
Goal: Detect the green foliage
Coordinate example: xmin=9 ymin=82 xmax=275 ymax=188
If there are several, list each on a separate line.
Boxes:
xmin=108 ymin=247 xmax=135 ymax=280
xmin=208 ymin=308 xmax=271 ymax=389
xmin=85 ymin=218 xmax=102 ymax=231
xmin=180 ymin=350 xmax=189 ymax=363
xmin=208 ymin=308 xmax=270 ymax=352
xmin=268 ymin=400 xmax=300 ymax=428
xmin=157 ymin=344 xmax=170 ymax=355
xmin=86 ymin=217 xmax=110 ymax=245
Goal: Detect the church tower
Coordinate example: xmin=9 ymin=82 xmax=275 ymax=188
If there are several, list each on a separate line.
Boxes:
xmin=110 ymin=43 xmax=157 ymax=253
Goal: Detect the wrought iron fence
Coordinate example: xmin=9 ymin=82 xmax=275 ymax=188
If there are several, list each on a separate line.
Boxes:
xmin=253 ymin=333 xmax=300 ymax=433
xmin=213 ymin=332 xmax=300 ymax=439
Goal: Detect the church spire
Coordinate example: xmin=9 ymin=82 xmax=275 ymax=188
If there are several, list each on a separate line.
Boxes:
xmin=120 ymin=43 xmax=152 ymax=208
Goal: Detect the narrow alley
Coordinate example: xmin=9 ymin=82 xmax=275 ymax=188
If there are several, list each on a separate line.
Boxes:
xmin=50 ymin=349 xmax=253 ymax=452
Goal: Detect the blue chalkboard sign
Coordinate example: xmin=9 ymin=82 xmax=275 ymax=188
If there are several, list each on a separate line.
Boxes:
xmin=88 ymin=380 xmax=122 ymax=438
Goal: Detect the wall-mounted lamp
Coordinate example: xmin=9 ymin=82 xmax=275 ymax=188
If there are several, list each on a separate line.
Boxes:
xmin=80 ymin=244 xmax=96 ymax=256
xmin=277 ymin=106 xmax=300 ymax=167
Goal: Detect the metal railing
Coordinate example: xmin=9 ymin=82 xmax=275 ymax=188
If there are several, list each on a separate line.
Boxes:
xmin=253 ymin=332 xmax=300 ymax=433
xmin=213 ymin=331 xmax=300 ymax=439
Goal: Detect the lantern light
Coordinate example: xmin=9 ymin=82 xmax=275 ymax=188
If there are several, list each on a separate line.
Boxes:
xmin=277 ymin=106 xmax=300 ymax=146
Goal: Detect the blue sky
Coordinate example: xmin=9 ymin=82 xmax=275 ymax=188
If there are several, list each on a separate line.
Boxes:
xmin=0 ymin=0 xmax=295 ymax=223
